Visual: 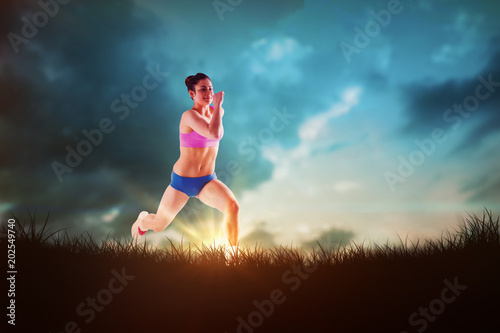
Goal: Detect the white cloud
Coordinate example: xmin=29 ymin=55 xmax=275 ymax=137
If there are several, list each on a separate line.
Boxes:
xmin=266 ymin=37 xmax=297 ymax=61
xmin=259 ymin=86 xmax=363 ymax=182
xmin=299 ymin=86 xmax=361 ymax=141
xmin=241 ymin=36 xmax=313 ymax=83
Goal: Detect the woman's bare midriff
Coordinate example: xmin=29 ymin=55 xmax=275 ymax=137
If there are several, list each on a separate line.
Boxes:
xmin=172 ymin=146 xmax=218 ymax=177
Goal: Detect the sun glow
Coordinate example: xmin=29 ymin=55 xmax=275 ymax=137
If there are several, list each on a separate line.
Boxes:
xmin=176 ymin=218 xmax=228 ymax=249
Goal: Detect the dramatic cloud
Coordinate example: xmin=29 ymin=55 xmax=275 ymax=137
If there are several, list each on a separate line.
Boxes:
xmin=399 ymin=45 xmax=500 ymax=204
xmin=402 ymin=47 xmax=500 ymax=140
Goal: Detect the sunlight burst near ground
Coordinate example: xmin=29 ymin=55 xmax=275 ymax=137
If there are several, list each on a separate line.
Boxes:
xmin=176 ymin=218 xmax=227 ymax=249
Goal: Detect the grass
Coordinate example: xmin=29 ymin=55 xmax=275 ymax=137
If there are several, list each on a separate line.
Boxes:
xmin=3 ymin=209 xmax=500 ymax=332
xmin=8 ymin=208 xmax=499 ymax=267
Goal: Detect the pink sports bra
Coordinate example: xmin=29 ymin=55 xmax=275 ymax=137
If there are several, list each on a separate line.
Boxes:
xmin=180 ymin=129 xmax=222 ymax=148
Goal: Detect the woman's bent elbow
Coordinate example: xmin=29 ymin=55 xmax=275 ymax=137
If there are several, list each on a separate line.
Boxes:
xmin=209 ymin=128 xmax=223 ymax=140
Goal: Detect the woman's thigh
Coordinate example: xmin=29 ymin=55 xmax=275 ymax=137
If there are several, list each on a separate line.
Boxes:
xmin=197 ymin=179 xmax=237 ymax=213
xmin=157 ymin=185 xmax=190 ymax=220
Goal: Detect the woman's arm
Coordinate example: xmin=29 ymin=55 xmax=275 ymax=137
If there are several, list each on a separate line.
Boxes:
xmin=209 ymin=91 xmax=224 ymax=138
xmin=181 ymin=92 xmax=224 ymax=139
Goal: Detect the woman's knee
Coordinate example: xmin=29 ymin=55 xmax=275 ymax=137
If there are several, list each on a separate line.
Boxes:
xmin=226 ymin=198 xmax=239 ymax=215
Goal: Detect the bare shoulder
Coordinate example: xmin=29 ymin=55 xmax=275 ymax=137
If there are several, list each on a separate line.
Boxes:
xmin=180 ymin=109 xmax=195 ymax=131
xmin=181 ymin=109 xmax=199 ymax=121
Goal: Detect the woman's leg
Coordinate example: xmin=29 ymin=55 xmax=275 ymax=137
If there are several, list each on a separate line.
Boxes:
xmin=197 ymin=179 xmax=239 ymax=246
xmin=141 ymin=185 xmax=189 ymax=232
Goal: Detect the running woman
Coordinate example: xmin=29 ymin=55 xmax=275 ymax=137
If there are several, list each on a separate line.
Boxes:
xmin=131 ymin=73 xmax=239 ymax=249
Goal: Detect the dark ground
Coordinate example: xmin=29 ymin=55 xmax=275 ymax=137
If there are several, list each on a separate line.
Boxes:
xmin=6 ymin=242 xmax=500 ymax=333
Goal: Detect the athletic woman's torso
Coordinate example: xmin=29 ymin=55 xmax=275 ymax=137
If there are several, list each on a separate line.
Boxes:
xmin=172 ymin=108 xmax=220 ymax=177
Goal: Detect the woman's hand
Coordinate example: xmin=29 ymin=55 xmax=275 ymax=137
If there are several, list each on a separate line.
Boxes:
xmin=213 ymin=91 xmax=224 ymax=107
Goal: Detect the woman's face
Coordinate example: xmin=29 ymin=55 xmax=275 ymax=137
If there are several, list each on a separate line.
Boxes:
xmin=191 ymin=79 xmax=213 ymax=105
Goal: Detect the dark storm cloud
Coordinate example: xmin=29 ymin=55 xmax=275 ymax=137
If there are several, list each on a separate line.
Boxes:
xmin=1 ymin=0 xmax=177 ymax=193
xmin=401 ymin=45 xmax=500 ymax=145
xmin=209 ymin=0 xmax=304 ymax=28
xmin=1 ymin=1 xmax=187 ymax=234
xmin=400 ymin=42 xmax=500 ymax=204
xmin=302 ymin=227 xmax=355 ymax=249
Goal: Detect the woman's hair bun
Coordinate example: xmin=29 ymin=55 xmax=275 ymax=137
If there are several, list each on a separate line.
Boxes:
xmin=185 ymin=75 xmax=194 ymax=88
xmin=185 ymin=73 xmax=210 ymax=92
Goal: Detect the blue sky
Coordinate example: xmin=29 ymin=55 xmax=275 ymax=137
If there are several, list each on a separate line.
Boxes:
xmin=1 ymin=0 xmax=499 ymax=248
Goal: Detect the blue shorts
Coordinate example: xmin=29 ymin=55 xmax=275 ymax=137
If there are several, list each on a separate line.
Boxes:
xmin=170 ymin=171 xmax=216 ymax=197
